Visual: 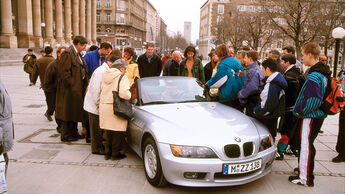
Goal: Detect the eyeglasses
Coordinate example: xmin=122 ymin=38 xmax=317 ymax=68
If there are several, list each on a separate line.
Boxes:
xmin=321 ymin=59 xmax=327 ymax=62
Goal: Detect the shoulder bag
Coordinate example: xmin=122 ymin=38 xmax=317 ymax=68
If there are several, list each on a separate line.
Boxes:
xmin=112 ymin=74 xmax=133 ymax=120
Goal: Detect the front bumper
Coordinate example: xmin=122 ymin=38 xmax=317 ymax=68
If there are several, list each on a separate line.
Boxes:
xmin=158 ymin=143 xmax=276 ymax=187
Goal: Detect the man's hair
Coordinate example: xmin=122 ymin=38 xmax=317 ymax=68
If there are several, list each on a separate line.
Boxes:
xmin=108 ymin=56 xmax=119 ymax=63
xmin=215 ymin=44 xmax=229 ymax=59
xmin=73 ymin=36 xmax=87 ymax=45
xmin=28 ymin=49 xmax=33 ymax=52
xmin=56 ymin=46 xmax=66 ymax=55
xmin=184 ymin=46 xmax=196 ymax=58
xmin=283 ymin=46 xmax=295 ymax=54
xmin=245 ymin=50 xmax=258 ymax=62
xmin=146 ymin=43 xmax=154 ymax=49
xmin=236 ymin=50 xmax=246 ymax=58
xmin=44 ymin=46 xmax=53 ymax=54
xmin=100 ymin=42 xmax=112 ymax=50
xmin=40 ymin=50 xmax=45 ymax=53
xmin=281 ymin=54 xmax=296 ymax=65
xmin=269 ymin=50 xmax=280 ymax=59
xmin=124 ymin=47 xmax=135 ymax=57
xmin=208 ymin=49 xmax=215 ymax=58
xmin=89 ymin=45 xmax=98 ymax=52
xmin=262 ymin=58 xmax=279 ymax=72
xmin=303 ymin=42 xmax=320 ymax=60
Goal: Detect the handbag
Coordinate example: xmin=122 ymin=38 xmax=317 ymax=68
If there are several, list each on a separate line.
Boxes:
xmin=112 ymin=74 xmax=133 ymax=120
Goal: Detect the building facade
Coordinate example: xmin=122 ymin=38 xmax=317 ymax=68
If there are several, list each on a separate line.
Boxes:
xmin=96 ymin=0 xmax=147 ymax=51
xmin=0 ymin=0 xmax=98 ymax=48
xmin=184 ymin=21 xmax=191 ymax=45
xmin=145 ymin=1 xmax=157 ymax=45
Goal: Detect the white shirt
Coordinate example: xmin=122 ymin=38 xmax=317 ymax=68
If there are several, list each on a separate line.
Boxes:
xmin=83 ymin=62 xmax=110 ymax=115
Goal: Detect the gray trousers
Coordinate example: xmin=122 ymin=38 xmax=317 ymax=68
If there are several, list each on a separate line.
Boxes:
xmin=88 ymin=112 xmax=104 ymax=153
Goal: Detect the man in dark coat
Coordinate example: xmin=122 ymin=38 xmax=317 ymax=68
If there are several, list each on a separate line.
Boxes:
xmin=43 ymin=46 xmax=66 ymax=132
xmin=55 ymin=36 xmax=88 ymax=142
xmin=31 ymin=46 xmax=56 ymax=121
xmin=22 ymin=49 xmax=37 ymax=86
xmin=276 ymin=54 xmax=305 ymax=160
xmin=137 ymin=43 xmax=162 ymax=77
xmin=167 ymin=51 xmax=182 ymax=76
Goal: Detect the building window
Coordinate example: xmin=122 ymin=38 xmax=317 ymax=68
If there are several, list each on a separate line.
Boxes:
xmin=96 ymin=13 xmax=100 ymax=22
xmin=105 ymin=28 xmax=111 ymax=33
xmin=106 ymin=13 xmax=111 ymax=22
xmin=96 ymin=0 xmax=100 ymax=8
xmin=117 ymin=0 xmax=127 ymax=11
xmin=106 ymin=0 xmax=111 ymax=8
xmin=116 ymin=13 xmax=125 ymax=24
xmin=218 ymin=5 xmax=224 ymax=14
xmin=237 ymin=5 xmax=246 ymax=12
xmin=217 ymin=16 xmax=223 ymax=24
xmin=116 ymin=39 xmax=126 ymax=46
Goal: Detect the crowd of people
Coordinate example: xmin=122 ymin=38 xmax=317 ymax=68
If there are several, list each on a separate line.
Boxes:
xmin=16 ymin=35 xmax=345 ymax=188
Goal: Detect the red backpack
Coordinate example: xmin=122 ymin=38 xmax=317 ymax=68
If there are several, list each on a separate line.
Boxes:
xmin=321 ymin=78 xmax=345 ymax=115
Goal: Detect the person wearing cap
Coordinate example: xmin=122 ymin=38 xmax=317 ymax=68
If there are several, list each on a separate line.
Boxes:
xmin=22 ymin=48 xmax=37 ymax=86
xmin=84 ymin=56 xmax=119 ymax=155
xmin=99 ymin=59 xmax=131 ymax=160
xmin=161 ymin=50 xmax=171 ymax=72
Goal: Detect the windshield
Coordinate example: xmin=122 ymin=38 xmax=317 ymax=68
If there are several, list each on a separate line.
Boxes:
xmin=138 ymin=77 xmax=208 ymax=105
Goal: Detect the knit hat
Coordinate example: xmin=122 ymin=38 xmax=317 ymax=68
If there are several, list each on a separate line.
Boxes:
xmin=111 ymin=59 xmax=128 ymax=69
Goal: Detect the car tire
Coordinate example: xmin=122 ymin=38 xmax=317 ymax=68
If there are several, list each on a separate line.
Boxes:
xmin=143 ymin=137 xmax=167 ymax=187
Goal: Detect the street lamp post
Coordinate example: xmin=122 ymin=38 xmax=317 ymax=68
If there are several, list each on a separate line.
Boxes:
xmin=331 ymin=27 xmax=345 ymax=77
xmin=41 ymin=23 xmax=46 ymax=47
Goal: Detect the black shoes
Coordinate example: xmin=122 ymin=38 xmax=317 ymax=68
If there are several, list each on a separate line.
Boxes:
xmin=332 ymin=155 xmax=345 ymax=163
xmin=289 ymin=176 xmax=314 ymax=187
xmin=61 ymin=137 xmax=78 ymax=142
xmin=44 ymin=112 xmax=53 ymax=121
xmin=111 ymin=153 xmax=126 ymax=160
xmin=275 ymin=151 xmax=284 ymax=160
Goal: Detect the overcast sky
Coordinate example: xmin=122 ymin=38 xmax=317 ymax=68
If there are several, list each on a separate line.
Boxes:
xmin=149 ymin=0 xmax=207 ymax=45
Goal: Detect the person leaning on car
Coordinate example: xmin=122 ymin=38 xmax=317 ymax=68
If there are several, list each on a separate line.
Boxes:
xmin=99 ymin=59 xmax=131 ymax=160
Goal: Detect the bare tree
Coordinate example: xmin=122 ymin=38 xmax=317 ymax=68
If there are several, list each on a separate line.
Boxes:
xmin=166 ymin=32 xmax=188 ymax=50
xmin=262 ymin=0 xmax=321 ymax=58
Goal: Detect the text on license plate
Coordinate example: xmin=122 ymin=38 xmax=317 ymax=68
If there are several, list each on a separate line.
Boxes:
xmin=223 ymin=159 xmax=262 ymax=175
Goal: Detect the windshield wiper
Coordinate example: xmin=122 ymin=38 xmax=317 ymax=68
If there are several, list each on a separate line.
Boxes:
xmin=143 ymin=101 xmax=170 ymax=105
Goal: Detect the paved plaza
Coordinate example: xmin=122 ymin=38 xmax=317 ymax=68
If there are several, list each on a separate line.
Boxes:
xmin=0 ymin=55 xmax=344 ymax=194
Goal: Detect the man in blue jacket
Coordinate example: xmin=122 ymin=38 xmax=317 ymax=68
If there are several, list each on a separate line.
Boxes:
xmin=290 ymin=42 xmax=331 ymax=187
xmin=254 ymin=58 xmax=287 ymax=140
xmin=84 ymin=42 xmax=112 ymax=78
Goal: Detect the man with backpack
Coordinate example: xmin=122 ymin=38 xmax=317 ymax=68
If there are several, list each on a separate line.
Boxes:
xmin=290 ymin=42 xmax=331 ymax=187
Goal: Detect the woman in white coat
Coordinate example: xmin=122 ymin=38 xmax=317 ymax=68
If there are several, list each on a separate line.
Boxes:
xmin=99 ymin=59 xmax=131 ymax=160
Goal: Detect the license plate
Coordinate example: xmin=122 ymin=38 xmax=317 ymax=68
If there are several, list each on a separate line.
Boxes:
xmin=223 ymin=159 xmax=262 ymax=175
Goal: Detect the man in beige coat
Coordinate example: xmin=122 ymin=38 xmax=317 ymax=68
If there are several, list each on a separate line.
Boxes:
xmin=99 ymin=59 xmax=131 ymax=160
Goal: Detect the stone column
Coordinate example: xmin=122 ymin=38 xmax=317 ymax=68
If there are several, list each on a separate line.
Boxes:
xmin=55 ymin=0 xmax=63 ymax=45
xmin=17 ymin=0 xmax=35 ymax=48
xmin=72 ymin=0 xmax=79 ymax=37
xmin=64 ymin=0 xmax=72 ymax=44
xmin=91 ymin=0 xmax=97 ymax=44
xmin=32 ymin=0 xmax=42 ymax=47
xmin=44 ymin=0 xmax=55 ymax=47
xmin=79 ymin=0 xmax=86 ymax=37
xmin=86 ymin=0 xmax=92 ymax=43
xmin=0 ymin=0 xmax=17 ymax=48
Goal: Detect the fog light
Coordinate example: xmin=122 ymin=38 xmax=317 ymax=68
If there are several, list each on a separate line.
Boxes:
xmin=265 ymin=157 xmax=275 ymax=169
xmin=183 ymin=172 xmax=207 ymax=179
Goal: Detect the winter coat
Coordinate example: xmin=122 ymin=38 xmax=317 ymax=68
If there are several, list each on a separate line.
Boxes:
xmin=99 ymin=68 xmax=131 ymax=131
xmin=43 ymin=59 xmax=59 ymax=92
xmin=84 ymin=48 xmax=106 ymax=78
xmin=293 ymin=62 xmax=331 ymax=118
xmin=0 ymin=80 xmax=14 ymax=154
xmin=125 ymin=59 xmax=139 ymax=86
xmin=23 ymin=54 xmax=37 ymax=74
xmin=204 ymin=61 xmax=213 ymax=83
xmin=207 ymin=56 xmax=245 ymax=102
xmin=254 ymin=72 xmax=288 ymax=119
xmin=31 ymin=55 xmax=55 ymax=89
xmin=167 ymin=60 xmax=180 ymax=76
xmin=137 ymin=53 xmax=162 ymax=78
xmin=55 ymin=45 xmax=88 ymax=122
xmin=179 ymin=57 xmax=205 ymax=83
xmin=84 ymin=62 xmax=110 ymax=115
xmin=162 ymin=59 xmax=173 ymax=76
xmin=238 ymin=62 xmax=264 ymax=104
xmin=283 ymin=65 xmax=305 ymax=111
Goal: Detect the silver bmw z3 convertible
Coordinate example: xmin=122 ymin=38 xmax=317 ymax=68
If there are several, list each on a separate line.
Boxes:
xmin=126 ymin=76 xmax=276 ymax=187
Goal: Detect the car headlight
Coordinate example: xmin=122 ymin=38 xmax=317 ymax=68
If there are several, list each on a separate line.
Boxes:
xmin=170 ymin=145 xmax=218 ymax=158
xmin=259 ymin=135 xmax=273 ymax=152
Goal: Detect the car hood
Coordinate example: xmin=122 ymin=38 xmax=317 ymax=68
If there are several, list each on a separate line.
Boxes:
xmin=138 ymin=102 xmax=260 ymax=145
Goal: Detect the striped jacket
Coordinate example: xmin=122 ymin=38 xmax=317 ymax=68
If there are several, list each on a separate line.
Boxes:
xmin=293 ymin=62 xmax=330 ymax=118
